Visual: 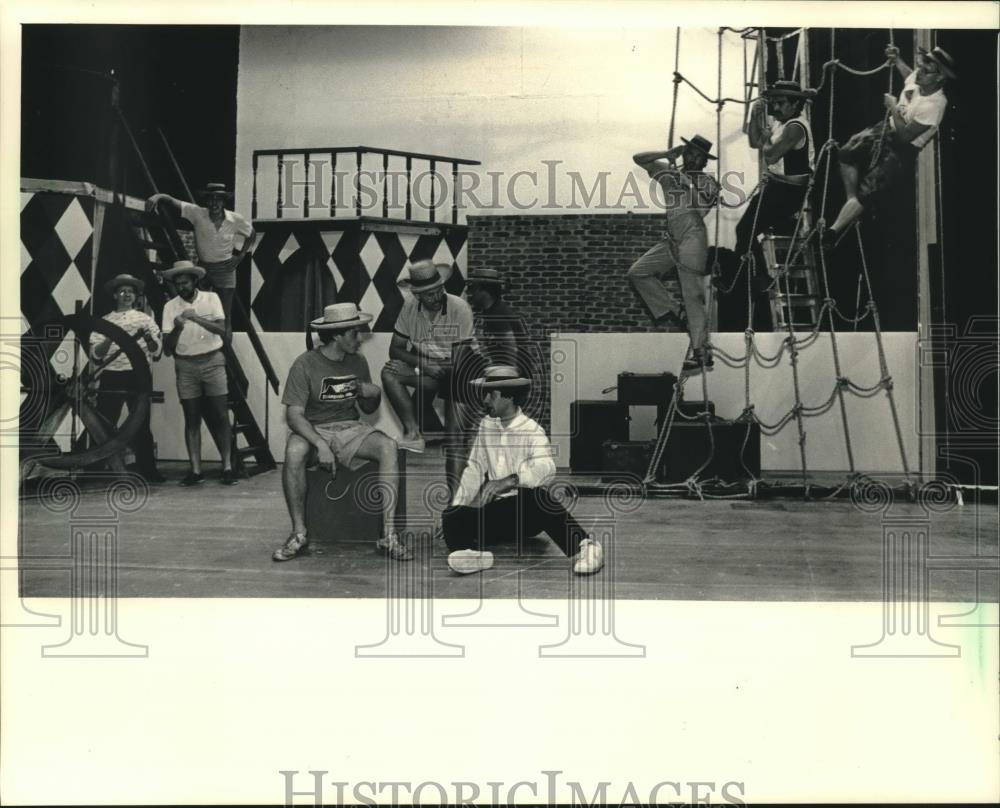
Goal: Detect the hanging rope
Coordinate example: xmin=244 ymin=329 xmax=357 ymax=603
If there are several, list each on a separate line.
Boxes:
xmin=644 ymin=25 xmax=914 ymax=498
xmin=668 ymin=28 xmax=681 ymax=149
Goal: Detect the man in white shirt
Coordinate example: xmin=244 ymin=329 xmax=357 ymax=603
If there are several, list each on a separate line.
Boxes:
xmin=161 ymin=260 xmax=237 ymax=486
xmin=441 ymin=365 xmax=604 ymax=576
xmin=147 ymin=182 xmax=256 ymax=341
xmin=825 ymin=45 xmax=955 ymax=248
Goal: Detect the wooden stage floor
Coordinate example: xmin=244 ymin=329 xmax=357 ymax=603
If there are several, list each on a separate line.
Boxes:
xmin=17 ymin=455 xmax=999 ymax=602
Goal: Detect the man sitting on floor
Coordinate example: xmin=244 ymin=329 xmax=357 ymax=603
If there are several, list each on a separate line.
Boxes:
xmin=441 ymin=365 xmax=604 ymax=576
xmin=273 ymin=302 xmax=410 ymax=562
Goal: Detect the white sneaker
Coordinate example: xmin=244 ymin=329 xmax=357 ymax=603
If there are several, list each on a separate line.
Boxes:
xmin=447 ymin=549 xmax=495 ymax=574
xmin=573 ymin=538 xmax=605 ymax=575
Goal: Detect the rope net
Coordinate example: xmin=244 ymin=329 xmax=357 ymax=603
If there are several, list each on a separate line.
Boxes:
xmin=643 ymin=27 xmax=914 ymax=499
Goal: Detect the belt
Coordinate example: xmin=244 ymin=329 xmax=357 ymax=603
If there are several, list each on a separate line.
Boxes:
xmin=175 ymin=348 xmax=222 ymax=360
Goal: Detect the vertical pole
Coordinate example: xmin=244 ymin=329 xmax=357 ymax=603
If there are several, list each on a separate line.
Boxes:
xmin=429 ymin=159 xmax=437 ymax=223
xmin=914 ymin=29 xmax=938 ymax=483
xmin=277 ymin=154 xmax=284 ymax=220
xmin=382 ymin=153 xmax=389 ymax=219
xmin=452 ymin=162 xmax=459 ymax=224
xmin=304 ymin=152 xmax=311 ymax=218
xmin=330 ymin=152 xmax=338 ymax=217
xmin=355 ymin=150 xmax=363 ymax=218
xmin=405 ymin=156 xmax=413 ymax=221
xmin=251 ymin=153 xmax=258 ymax=220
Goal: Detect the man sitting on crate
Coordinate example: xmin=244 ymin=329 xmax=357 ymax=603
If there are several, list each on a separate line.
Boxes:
xmin=441 ymin=365 xmax=604 ymax=576
xmin=273 ymin=302 xmax=411 ymax=562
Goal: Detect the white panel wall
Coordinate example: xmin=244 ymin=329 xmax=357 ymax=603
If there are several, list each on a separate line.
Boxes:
xmin=549 ymin=332 xmax=920 ymax=473
xmin=152 ymin=330 xmax=919 ymax=474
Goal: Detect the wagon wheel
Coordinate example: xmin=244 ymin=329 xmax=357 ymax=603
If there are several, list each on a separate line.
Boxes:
xmin=20 ymin=313 xmax=152 ymax=473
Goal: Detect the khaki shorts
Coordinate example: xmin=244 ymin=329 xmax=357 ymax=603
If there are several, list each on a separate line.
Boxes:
xmin=292 ymin=420 xmax=380 ymax=471
xmin=175 ymin=350 xmax=228 ymax=400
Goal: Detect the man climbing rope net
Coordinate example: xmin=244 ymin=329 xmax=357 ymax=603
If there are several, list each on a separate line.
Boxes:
xmin=737 ymin=80 xmax=816 ymax=302
xmin=627 ymin=134 xmax=720 ymax=373
xmin=823 ymin=44 xmax=956 ymax=250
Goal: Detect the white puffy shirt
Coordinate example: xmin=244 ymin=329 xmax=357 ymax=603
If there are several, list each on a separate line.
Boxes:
xmin=893 ymin=70 xmax=948 ymax=150
xmin=452 ymin=410 xmax=557 ymax=508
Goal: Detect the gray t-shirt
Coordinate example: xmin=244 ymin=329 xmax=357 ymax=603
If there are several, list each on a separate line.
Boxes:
xmin=282 ymin=348 xmax=372 ymax=425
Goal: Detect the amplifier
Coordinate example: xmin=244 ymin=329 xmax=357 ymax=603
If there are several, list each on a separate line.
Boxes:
xmin=600 ymin=440 xmax=654 ymax=481
xmin=617 ymin=371 xmax=677 ymax=406
xmin=570 ymin=400 xmax=629 ymax=472
xmin=657 ymin=420 xmax=761 ymax=483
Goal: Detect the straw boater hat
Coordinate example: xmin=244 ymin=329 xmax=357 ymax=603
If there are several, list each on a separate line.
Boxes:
xmin=198 ymin=182 xmax=234 ymax=200
xmin=310 ymin=302 xmax=373 ymax=330
xmin=471 ymin=364 xmax=531 ymax=389
xmin=679 ymin=134 xmax=718 ymax=160
xmin=161 ymin=259 xmax=206 ymax=281
xmin=104 ymin=273 xmax=145 ymax=295
xmin=465 ymin=268 xmax=504 ymax=288
xmin=919 ymin=46 xmax=957 ymax=80
xmin=763 ymin=79 xmax=818 ymax=100
xmin=397 ymin=259 xmax=452 ymax=292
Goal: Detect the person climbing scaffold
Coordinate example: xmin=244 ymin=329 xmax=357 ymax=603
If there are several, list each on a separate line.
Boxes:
xmin=737 ymin=79 xmax=817 ymax=297
xmin=627 ymin=134 xmax=720 ymax=374
xmin=823 ymin=44 xmax=956 ymax=250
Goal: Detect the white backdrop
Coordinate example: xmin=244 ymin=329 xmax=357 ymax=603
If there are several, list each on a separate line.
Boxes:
xmin=235 ymin=26 xmax=757 ymax=244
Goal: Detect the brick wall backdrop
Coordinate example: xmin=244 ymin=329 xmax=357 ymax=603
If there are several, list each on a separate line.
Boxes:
xmin=467 ymin=212 xmax=678 ymax=431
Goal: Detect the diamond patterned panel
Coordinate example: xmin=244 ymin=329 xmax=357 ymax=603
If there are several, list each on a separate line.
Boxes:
xmin=249 ymin=221 xmax=467 ymax=332
xmin=50 ymin=263 xmax=91 ymax=315
xmin=54 ymin=198 xmax=93 ymax=261
xmin=358 ymin=232 xmax=384 ymax=278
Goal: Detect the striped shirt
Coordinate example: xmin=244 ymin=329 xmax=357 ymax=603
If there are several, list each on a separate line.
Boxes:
xmin=89 ymin=309 xmax=162 ymax=372
xmin=394 ymin=293 xmax=475 ymax=361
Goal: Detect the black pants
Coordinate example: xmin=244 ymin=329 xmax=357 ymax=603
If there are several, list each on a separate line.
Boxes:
xmin=735 ymin=181 xmax=808 ymax=269
xmin=96 ymin=369 xmax=158 ymax=472
xmin=442 ymin=487 xmax=587 ymax=557
xmin=734 ymin=181 xmax=808 ymax=331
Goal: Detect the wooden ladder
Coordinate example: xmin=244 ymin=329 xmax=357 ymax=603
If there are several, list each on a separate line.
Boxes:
xmin=760 ymin=233 xmax=823 ymax=331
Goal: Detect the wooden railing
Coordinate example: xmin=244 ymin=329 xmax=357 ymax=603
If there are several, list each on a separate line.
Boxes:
xmin=251 ymin=146 xmax=480 ymax=224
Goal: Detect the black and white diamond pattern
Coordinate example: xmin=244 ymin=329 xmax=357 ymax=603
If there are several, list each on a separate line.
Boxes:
xmin=249 ymin=221 xmax=469 ymax=332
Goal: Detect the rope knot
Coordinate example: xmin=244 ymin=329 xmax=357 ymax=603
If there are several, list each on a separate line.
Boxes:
xmin=883 ymin=377 xmax=894 ymax=391
xmin=672 ymin=71 xmax=682 ymax=84
xmin=823 ymin=297 xmax=836 ymax=305
xmin=836 ymin=376 xmax=850 ymax=388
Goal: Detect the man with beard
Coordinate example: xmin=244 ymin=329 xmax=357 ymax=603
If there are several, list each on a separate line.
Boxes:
xmin=737 ymin=80 xmax=816 ymax=311
xmin=161 ymin=260 xmax=237 ymax=486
